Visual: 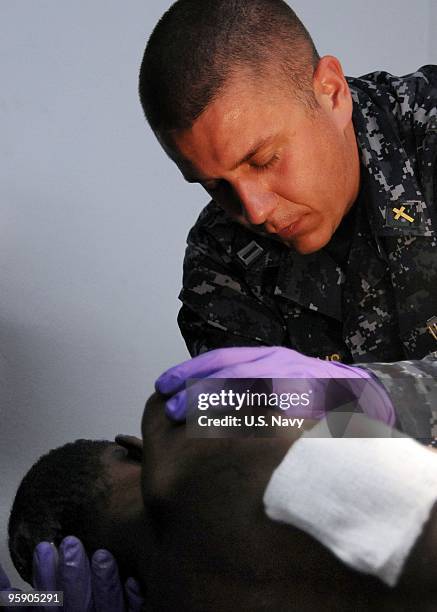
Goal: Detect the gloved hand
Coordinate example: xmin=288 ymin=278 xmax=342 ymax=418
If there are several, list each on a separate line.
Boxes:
xmin=155 ymin=346 xmax=395 ymax=425
xmin=1 ymin=536 xmax=144 ymax=612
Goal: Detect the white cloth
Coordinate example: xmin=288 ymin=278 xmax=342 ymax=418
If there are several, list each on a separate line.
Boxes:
xmin=263 ymin=414 xmax=437 ymax=586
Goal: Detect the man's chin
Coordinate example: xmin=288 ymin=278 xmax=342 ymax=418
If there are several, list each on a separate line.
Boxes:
xmin=265 ymin=232 xmax=319 ymax=255
xmin=269 ymin=235 xmax=306 ymax=254
xmin=291 ymin=240 xmax=323 ymax=255
xmin=243 ymin=223 xmax=329 ymax=256
xmin=288 ymin=227 xmax=334 ymax=255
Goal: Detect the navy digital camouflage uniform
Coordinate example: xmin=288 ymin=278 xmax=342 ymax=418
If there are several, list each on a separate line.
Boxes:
xmin=178 ymin=65 xmax=437 ymax=441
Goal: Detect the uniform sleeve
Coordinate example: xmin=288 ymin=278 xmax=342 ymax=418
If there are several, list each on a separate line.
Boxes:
xmin=178 ymin=213 xmax=287 ymax=357
xmin=358 ymin=352 xmax=437 ymax=442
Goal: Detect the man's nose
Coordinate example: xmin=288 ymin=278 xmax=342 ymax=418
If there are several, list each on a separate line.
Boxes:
xmin=232 ymin=179 xmax=278 ymax=226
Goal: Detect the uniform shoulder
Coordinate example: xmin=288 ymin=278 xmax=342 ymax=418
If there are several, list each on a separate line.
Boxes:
xmin=349 ymin=65 xmax=437 ymax=92
xmin=187 ymin=200 xmax=248 ymax=255
xmin=190 ymin=200 xmax=232 ymax=235
xmin=185 ymin=200 xmax=285 ymax=269
xmin=348 ymin=66 xmax=437 ymax=128
xmin=348 ymin=64 xmax=437 ymax=108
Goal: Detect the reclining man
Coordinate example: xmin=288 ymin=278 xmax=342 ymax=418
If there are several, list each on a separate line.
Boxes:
xmin=6 ymin=391 xmax=437 ymax=611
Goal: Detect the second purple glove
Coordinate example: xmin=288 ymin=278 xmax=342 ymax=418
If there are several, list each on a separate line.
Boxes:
xmin=32 ymin=537 xmax=144 ymax=612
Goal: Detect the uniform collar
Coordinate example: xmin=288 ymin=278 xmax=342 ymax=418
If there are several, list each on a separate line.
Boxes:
xmin=350 ymin=84 xmax=435 ymax=238
xmin=217 ymin=208 xmax=345 ymax=321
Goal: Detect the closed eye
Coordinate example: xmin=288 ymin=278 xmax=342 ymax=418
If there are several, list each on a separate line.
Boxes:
xmin=251 ymin=154 xmax=280 ymax=172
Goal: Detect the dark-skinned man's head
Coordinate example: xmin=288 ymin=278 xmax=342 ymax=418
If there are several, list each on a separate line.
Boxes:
xmin=8 ymin=437 xmax=146 ymax=585
xmin=139 ymin=0 xmax=361 ymax=255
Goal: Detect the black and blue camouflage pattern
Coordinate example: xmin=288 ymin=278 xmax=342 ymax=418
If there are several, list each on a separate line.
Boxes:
xmin=178 ymin=66 xmax=437 ymax=441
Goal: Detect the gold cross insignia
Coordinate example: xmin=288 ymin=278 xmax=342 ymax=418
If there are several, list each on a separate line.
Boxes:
xmin=393 ymin=206 xmax=415 ymax=223
xmin=427 ymin=317 xmax=437 ymax=341
xmin=385 ymin=201 xmax=423 ymax=230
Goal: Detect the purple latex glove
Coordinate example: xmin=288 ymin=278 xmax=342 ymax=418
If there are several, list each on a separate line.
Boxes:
xmin=155 ymin=346 xmax=395 ymax=425
xmin=32 ymin=537 xmax=144 ymax=612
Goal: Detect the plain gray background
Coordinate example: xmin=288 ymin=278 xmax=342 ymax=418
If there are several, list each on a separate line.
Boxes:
xmin=0 ymin=0 xmax=435 ymax=588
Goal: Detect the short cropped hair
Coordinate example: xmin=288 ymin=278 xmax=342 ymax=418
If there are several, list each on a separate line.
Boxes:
xmin=8 ymin=440 xmax=113 ymax=584
xmin=139 ymin=0 xmax=320 ymax=133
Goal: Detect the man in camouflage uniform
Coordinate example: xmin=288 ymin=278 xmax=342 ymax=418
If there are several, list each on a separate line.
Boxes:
xmin=139 ymin=0 xmax=437 ymax=440
xmin=177 ymin=67 xmax=437 ymax=440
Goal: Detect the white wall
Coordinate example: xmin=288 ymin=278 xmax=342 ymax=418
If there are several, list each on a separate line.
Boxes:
xmin=0 ymin=0 xmax=434 ymax=588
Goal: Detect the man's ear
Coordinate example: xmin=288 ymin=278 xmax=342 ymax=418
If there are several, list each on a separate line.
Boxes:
xmin=312 ymin=55 xmax=352 ymax=131
xmin=114 ymin=434 xmax=143 ymax=461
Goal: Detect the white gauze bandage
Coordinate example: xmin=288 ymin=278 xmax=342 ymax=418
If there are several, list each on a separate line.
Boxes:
xmin=263 ymin=415 xmax=437 ymax=587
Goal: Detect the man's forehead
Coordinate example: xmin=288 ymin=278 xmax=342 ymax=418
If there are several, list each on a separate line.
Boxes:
xmin=158 ymin=77 xmax=292 ymax=175
xmin=185 ymin=84 xmax=283 ymax=141
xmin=184 ymin=134 xmax=278 ymax=183
xmin=166 ymin=118 xmax=284 ymax=183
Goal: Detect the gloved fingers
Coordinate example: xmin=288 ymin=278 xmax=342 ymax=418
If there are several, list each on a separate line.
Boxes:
xmin=164 ymin=365 xmax=288 ymax=421
xmin=156 ymin=348 xmax=372 ymax=398
xmin=164 ymin=365 xmax=252 ymax=420
xmin=165 ymin=366 xmax=329 ymax=421
xmin=91 ymin=550 xmax=125 ymax=612
xmin=32 ymin=542 xmax=58 ymax=591
xmin=58 ymin=537 xmax=93 ymax=612
xmin=165 ymin=369 xmax=256 ymax=421
xmin=165 ymin=389 xmax=188 ymax=421
xmin=125 ymin=577 xmax=145 ymax=612
xmin=0 ymin=562 xmax=11 ymax=589
xmin=155 ymin=347 xmax=276 ymax=395
xmin=32 ymin=542 xmax=63 ymax=612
